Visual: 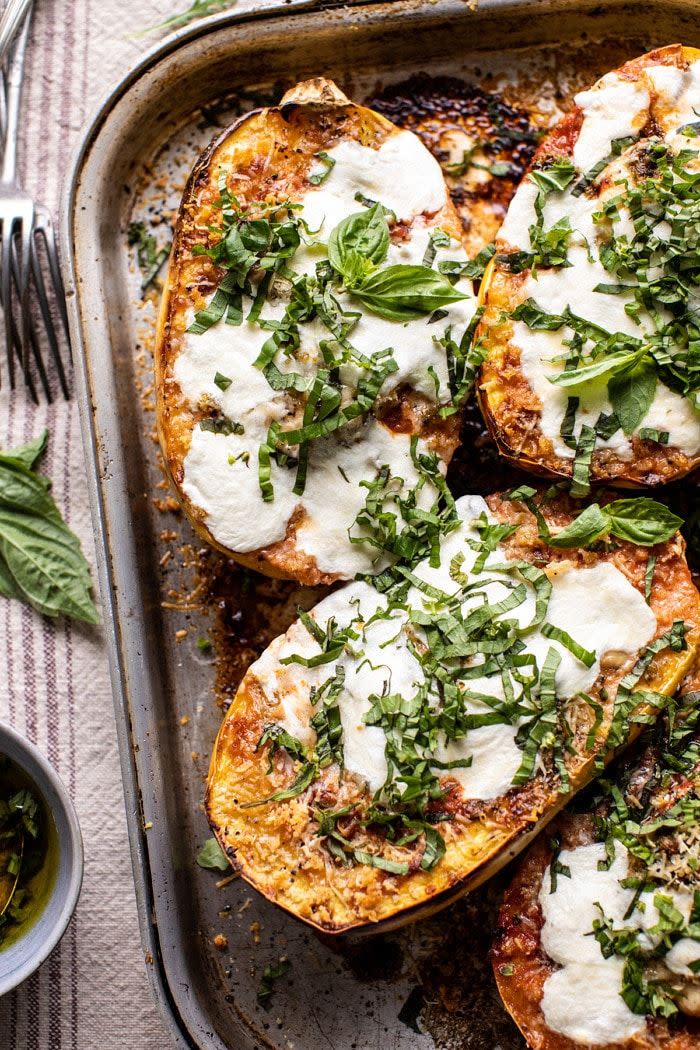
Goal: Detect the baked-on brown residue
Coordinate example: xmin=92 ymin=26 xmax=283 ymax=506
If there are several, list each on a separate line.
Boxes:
xmin=367 ymin=74 xmax=541 ymax=255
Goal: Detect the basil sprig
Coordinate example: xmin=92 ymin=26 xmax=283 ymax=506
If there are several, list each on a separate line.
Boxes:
xmin=327 ymin=202 xmax=390 ymax=278
xmin=0 ymin=433 xmax=98 ymax=624
xmin=327 ymin=204 xmax=469 ymax=321
xmin=510 ymin=487 xmax=682 ymax=549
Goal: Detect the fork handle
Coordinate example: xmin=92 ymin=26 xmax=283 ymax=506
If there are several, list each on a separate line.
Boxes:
xmin=1 ymin=3 xmax=32 ymax=186
xmin=0 ymin=0 xmax=32 ymax=68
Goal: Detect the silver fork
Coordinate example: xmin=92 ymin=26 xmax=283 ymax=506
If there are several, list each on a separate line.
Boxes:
xmin=0 ymin=3 xmax=70 ymax=401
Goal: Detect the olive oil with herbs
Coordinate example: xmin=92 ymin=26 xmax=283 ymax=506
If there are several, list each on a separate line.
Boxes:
xmin=0 ymin=756 xmax=57 ymax=949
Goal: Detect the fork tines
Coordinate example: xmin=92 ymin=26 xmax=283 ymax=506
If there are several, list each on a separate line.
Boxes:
xmin=0 ymin=199 xmax=71 ymax=403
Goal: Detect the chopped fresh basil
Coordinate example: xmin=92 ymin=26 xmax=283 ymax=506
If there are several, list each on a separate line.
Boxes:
xmin=644 ymin=553 xmax=656 ymax=604
xmin=570 ymin=424 xmax=596 ymax=498
xmin=127 ymin=221 xmax=170 ymax=293
xmin=571 ymin=134 xmax=637 ymax=197
xmin=352 ymin=850 xmax=410 ymax=875
xmin=308 ymin=151 xmax=336 ymax=185
xmin=200 ymin=416 xmax=243 ymax=436
xmin=422 ymin=228 xmax=450 ymax=268
xmin=213 ymin=371 xmax=232 ymax=391
xmin=541 ymin=623 xmax=595 ymax=667
xmin=511 ymin=298 xmax=566 ymax=330
xmin=439 ymin=242 xmax=495 ymax=281
xmin=549 ymin=834 xmax=572 ymax=892
xmin=584 ymin=694 xmax=700 ymax=1020
xmin=529 ymin=159 xmax=576 ymax=197
xmin=560 ymin=396 xmax=579 ymax=450
xmin=257 ymin=958 xmax=290 ymax=1004
xmin=513 ymin=139 xmax=700 ymax=436
xmin=639 ymin=428 xmax=669 ymax=444
xmin=444 ymin=145 xmax=515 ymax=179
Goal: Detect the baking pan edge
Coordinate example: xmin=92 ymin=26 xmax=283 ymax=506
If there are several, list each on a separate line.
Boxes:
xmin=59 ymin=1 xmax=699 ymax=1046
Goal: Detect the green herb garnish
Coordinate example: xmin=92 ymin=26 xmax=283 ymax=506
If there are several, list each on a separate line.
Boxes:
xmin=196 ymin=837 xmax=229 ymax=872
xmin=127 ymin=221 xmax=170 ymax=293
xmin=508 ymin=488 xmax=682 ymax=550
xmin=0 ymin=769 xmax=47 ymax=946
xmin=141 ymin=0 xmax=236 ymax=35
xmin=257 ymin=958 xmax=290 ymax=1004
xmin=0 ymin=433 xmax=98 ymax=623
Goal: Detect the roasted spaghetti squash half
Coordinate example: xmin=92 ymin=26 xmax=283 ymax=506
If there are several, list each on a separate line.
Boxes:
xmin=206 ymin=489 xmax=700 ymax=934
xmin=478 ymin=45 xmax=700 ymax=490
xmin=492 ymin=678 xmax=700 ymax=1050
xmin=156 ymin=78 xmax=479 ymax=586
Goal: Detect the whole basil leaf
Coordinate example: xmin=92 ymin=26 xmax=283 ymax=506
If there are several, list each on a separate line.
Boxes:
xmin=196 ymin=836 xmax=229 ymax=872
xmin=0 ymin=462 xmax=57 ymax=518
xmin=608 ymin=357 xmax=657 ymax=435
xmin=547 ymin=503 xmax=610 ymax=549
xmin=549 ymin=348 xmax=644 ymax=387
xmin=0 ymin=430 xmax=48 ymax=471
xmin=352 ymin=265 xmax=469 ymax=321
xmin=0 ymin=511 xmax=98 ymax=623
xmin=605 ymin=498 xmax=682 ymax=546
xmin=0 ymin=551 xmax=21 ymax=599
xmin=529 ymin=159 xmax=576 ymax=195
xmin=328 ymin=203 xmax=389 ymax=280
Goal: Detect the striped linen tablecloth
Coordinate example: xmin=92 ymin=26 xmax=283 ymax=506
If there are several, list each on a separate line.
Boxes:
xmin=0 ymin=2 xmax=274 ymax=1046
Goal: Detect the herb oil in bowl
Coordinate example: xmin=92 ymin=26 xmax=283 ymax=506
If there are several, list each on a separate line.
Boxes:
xmin=0 ymin=756 xmax=58 ymax=951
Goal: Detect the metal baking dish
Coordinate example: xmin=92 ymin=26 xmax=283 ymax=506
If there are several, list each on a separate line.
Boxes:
xmin=62 ymin=1 xmax=700 ymax=1047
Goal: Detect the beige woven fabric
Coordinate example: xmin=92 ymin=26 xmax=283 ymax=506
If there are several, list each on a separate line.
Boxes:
xmin=0 ymin=1 xmax=273 ymax=1046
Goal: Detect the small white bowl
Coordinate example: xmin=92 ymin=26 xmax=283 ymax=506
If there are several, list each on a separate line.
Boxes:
xmin=0 ymin=721 xmax=83 ymax=996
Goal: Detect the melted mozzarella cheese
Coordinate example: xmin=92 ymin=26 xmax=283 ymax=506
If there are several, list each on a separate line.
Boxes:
xmin=413 ymin=496 xmax=656 ymax=698
xmin=539 ymin=843 xmax=644 ymax=1044
xmin=572 ymin=73 xmax=650 ymax=170
xmin=513 ymin=317 xmax=700 ymax=460
xmin=526 ymin=561 xmax=656 ymax=696
xmin=256 ymin=581 xmax=420 ymax=794
xmin=182 ymin=416 xmax=431 ymax=570
xmin=434 ymin=723 xmax=523 ymax=800
xmin=181 ymin=425 xmax=296 ymax=552
xmin=252 ymin=495 xmax=657 ymax=801
xmin=540 ymin=840 xmax=696 ymax=1044
xmin=540 ymin=959 xmax=638 ymax=1046
xmin=300 ymin=131 xmax=448 ymax=232
xmin=496 ymin=180 xmax=539 ymax=250
xmin=666 ymin=938 xmax=700 ymax=977
xmin=175 ymin=132 xmax=477 ymax=577
xmin=645 ymin=59 xmax=700 ymax=153
xmin=291 ymin=420 xmax=430 ymax=576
